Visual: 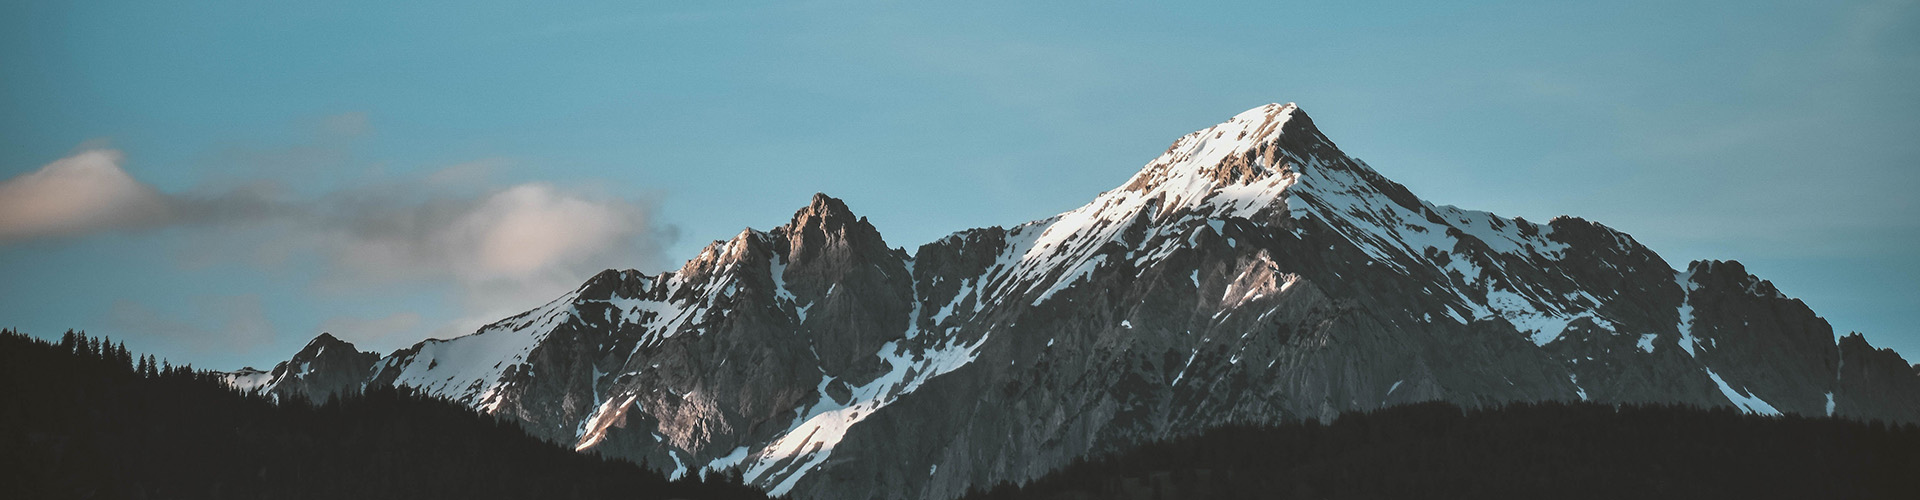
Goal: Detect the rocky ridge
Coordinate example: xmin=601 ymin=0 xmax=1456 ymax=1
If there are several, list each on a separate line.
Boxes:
xmin=229 ymin=103 xmax=1920 ymax=499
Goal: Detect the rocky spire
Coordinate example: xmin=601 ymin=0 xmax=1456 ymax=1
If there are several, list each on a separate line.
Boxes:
xmin=771 ymin=193 xmax=914 ymax=375
xmin=774 ymin=193 xmax=905 ymax=298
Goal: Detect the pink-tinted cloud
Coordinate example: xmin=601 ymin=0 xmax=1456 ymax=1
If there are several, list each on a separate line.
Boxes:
xmin=6 ymin=145 xmax=675 ymax=352
xmin=0 ymin=149 xmax=171 ymax=242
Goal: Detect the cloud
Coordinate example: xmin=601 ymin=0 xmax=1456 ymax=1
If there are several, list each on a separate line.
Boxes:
xmin=317 ymin=111 xmax=372 ymax=139
xmin=317 ymin=312 xmax=423 ymax=351
xmin=0 ymin=148 xmax=291 ymax=244
xmin=299 ymin=173 xmax=675 ymax=339
xmin=0 ymin=150 xmax=173 ymax=242
xmin=319 ymin=180 xmax=663 ymax=285
xmin=7 ymin=144 xmax=676 ymax=351
xmin=107 ymin=295 xmax=277 ymax=357
xmin=4 ymin=149 xmax=672 ymax=277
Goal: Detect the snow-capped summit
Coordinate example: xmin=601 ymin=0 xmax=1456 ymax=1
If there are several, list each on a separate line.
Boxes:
xmin=1124 ymin=102 xmax=1300 ymax=190
xmin=236 ymin=103 xmax=1920 ymax=500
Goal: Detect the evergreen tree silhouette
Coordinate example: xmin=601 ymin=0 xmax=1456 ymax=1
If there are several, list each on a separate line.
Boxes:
xmin=0 ymin=329 xmax=770 ymax=500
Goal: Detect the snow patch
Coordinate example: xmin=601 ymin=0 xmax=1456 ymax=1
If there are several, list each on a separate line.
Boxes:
xmin=1704 ymin=366 xmax=1781 ymax=416
xmin=389 ymin=291 xmax=581 ymax=411
xmin=705 ymin=446 xmax=751 ymax=476
xmin=742 ymin=327 xmax=992 ymax=495
xmin=220 ymin=368 xmax=274 ymax=393
xmin=1676 ymin=272 xmax=1700 ymax=358
xmin=1170 ymin=349 xmax=1200 ymax=386
xmin=668 ymin=450 xmax=688 ymax=480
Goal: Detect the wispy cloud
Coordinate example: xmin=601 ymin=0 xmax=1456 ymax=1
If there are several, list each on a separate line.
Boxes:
xmin=107 ymin=295 xmax=277 ymax=359
xmin=4 ymin=138 xmax=675 ymax=353
xmin=293 ymin=169 xmax=676 ymax=343
xmin=317 ymin=312 xmax=423 ymax=350
xmin=0 ymin=149 xmax=173 ymax=242
xmin=0 ymin=147 xmax=288 ymax=243
xmin=312 ymin=178 xmax=662 ymax=286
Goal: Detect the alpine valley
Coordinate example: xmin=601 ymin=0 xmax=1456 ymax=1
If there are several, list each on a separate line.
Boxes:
xmin=225 ymin=103 xmax=1920 ymax=499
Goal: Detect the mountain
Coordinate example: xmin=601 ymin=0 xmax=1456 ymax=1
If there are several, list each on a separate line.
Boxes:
xmin=0 ymin=329 xmax=770 ymax=500
xmin=230 ymin=103 xmax=1920 ymax=499
xmin=222 ymin=332 xmax=380 ymax=403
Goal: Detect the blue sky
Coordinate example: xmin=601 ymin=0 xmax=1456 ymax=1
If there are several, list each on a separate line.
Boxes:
xmin=2 ymin=0 xmax=1915 ymax=369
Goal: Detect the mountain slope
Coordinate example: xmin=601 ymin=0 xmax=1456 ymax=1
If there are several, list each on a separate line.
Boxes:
xmin=0 ymin=329 xmax=769 ymax=500
xmin=956 ymin=401 xmax=1920 ymax=500
xmin=235 ymin=103 xmax=1920 ymax=499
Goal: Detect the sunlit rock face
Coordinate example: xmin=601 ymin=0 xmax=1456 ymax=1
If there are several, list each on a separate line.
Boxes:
xmin=238 ymin=103 xmax=1920 ymax=500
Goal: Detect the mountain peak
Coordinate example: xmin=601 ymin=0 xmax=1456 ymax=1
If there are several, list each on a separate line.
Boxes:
xmin=794 ymin=192 xmax=858 ymax=225
xmin=262 ymin=332 xmax=380 ymax=403
xmin=1193 ymin=102 xmax=1300 ymax=147
xmin=779 ymin=193 xmax=884 ymax=251
xmin=1118 ymin=102 xmax=1312 ymax=195
xmin=293 ymin=332 xmax=362 ymax=362
xmin=576 ymin=268 xmax=651 ymax=301
xmin=305 ymin=332 xmax=347 ymax=350
xmin=1185 ymin=102 xmax=1299 ymax=152
xmin=776 ymin=192 xmax=899 ymax=271
xmin=1237 ymin=101 xmax=1298 ymax=123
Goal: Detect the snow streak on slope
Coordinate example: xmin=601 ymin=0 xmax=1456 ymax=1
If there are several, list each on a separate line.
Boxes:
xmin=1706 ymin=366 xmax=1782 ymax=416
xmin=377 ymin=291 xmax=580 ymax=412
xmin=743 ymin=270 xmax=991 ymax=496
xmin=574 ymin=392 xmax=641 ymax=452
xmin=221 ymin=368 xmax=273 ymax=393
xmin=1676 ymin=271 xmax=1701 ymax=357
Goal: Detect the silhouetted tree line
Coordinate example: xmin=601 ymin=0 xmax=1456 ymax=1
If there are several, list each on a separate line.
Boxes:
xmin=962 ymin=401 xmax=1920 ymax=500
xmin=0 ymin=328 xmax=769 ymax=500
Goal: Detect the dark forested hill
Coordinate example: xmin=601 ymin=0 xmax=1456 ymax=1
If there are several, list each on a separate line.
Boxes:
xmin=959 ymin=401 xmax=1920 ymax=500
xmin=0 ymin=329 xmax=768 ymax=500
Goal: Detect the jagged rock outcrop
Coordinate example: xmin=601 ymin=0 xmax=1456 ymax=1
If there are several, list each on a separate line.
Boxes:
xmin=230 ymin=103 xmax=1920 ymax=499
xmin=1836 ymin=333 xmax=1920 ymax=419
xmin=253 ymin=333 xmax=379 ymax=403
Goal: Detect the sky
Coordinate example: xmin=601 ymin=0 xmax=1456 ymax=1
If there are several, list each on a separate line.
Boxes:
xmin=2 ymin=0 xmax=1916 ymax=370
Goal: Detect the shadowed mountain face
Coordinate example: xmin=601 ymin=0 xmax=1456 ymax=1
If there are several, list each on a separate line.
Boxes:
xmin=232 ymin=103 xmax=1920 ymax=499
xmin=953 ymin=401 xmax=1920 ymax=500
xmin=222 ymin=333 xmax=379 ymax=404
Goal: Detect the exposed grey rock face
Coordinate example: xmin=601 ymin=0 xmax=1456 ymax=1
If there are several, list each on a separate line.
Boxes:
xmin=234 ymin=103 xmax=1920 ymax=499
xmin=1836 ymin=333 xmax=1920 ymax=419
xmin=254 ymin=333 xmax=379 ymax=404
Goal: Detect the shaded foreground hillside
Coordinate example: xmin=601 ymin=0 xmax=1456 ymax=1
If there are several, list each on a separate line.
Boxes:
xmin=0 ymin=329 xmax=768 ymax=500
xmin=960 ymin=401 xmax=1920 ymax=500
